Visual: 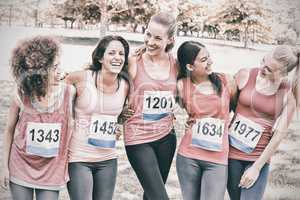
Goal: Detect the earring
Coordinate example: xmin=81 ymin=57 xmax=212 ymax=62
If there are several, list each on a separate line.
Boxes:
xmin=186 ymin=64 xmax=193 ymax=71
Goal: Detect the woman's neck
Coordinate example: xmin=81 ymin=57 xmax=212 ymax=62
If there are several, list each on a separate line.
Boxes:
xmin=97 ymin=70 xmax=119 ymax=93
xmin=145 ymin=51 xmax=168 ymax=63
xmin=191 ymin=74 xmax=209 ymax=85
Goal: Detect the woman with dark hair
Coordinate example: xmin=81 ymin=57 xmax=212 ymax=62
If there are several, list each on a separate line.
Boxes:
xmin=175 ymin=40 xmax=236 ymax=200
xmin=66 ymin=35 xmax=130 ymax=200
xmin=227 ymin=45 xmax=298 ymax=200
xmin=123 ymin=12 xmax=177 ymax=200
xmin=0 ymin=36 xmax=75 ymax=200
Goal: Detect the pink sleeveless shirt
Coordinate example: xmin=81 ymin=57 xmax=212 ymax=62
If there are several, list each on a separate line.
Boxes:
xmin=9 ymin=85 xmax=72 ymax=190
xmin=124 ymin=55 xmax=177 ymax=145
xmin=178 ymin=75 xmax=231 ymax=165
xmin=69 ymin=70 xmax=127 ymax=162
xmin=229 ymin=68 xmax=290 ymax=161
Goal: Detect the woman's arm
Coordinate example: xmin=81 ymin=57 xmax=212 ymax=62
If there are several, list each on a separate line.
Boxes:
xmin=225 ymin=74 xmax=238 ymax=112
xmin=176 ymin=80 xmax=184 ymax=109
xmin=239 ymin=91 xmax=296 ymax=189
xmin=128 ymin=56 xmax=138 ymax=80
xmin=1 ymin=98 xmax=20 ymax=189
xmin=65 ymin=70 xmax=85 ymax=85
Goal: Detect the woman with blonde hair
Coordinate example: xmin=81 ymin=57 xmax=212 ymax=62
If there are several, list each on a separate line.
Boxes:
xmin=123 ymin=12 xmax=177 ymax=200
xmin=227 ymin=45 xmax=299 ymax=200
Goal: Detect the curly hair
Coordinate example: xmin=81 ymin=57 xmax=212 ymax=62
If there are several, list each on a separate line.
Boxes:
xmin=10 ymin=36 xmax=60 ymax=100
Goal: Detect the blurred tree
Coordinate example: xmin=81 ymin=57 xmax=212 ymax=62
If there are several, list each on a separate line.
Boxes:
xmin=202 ymin=23 xmax=220 ymax=39
xmin=56 ymin=0 xmax=83 ymax=29
xmin=224 ymin=28 xmax=240 ymax=41
xmin=208 ymin=0 xmax=271 ymax=47
xmin=110 ymin=0 xmax=158 ymax=33
xmin=177 ymin=0 xmax=209 ymax=37
xmin=81 ymin=1 xmax=101 ymax=24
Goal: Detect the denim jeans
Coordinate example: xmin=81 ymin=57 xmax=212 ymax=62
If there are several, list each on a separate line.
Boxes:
xmin=67 ymin=159 xmax=117 ymax=200
xmin=176 ymin=154 xmax=228 ymax=200
xmin=125 ymin=131 xmax=177 ymax=200
xmin=227 ymin=159 xmax=269 ymax=200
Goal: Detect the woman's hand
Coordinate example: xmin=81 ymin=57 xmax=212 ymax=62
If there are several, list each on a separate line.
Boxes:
xmin=115 ymin=124 xmax=123 ymax=141
xmin=0 ymin=167 xmax=9 ymax=190
xmin=239 ymin=165 xmax=260 ymax=189
xmin=119 ymin=106 xmax=135 ymax=123
xmin=185 ymin=118 xmax=196 ymax=130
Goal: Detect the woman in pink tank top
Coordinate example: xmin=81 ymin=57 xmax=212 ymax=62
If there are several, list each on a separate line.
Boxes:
xmin=176 ymin=41 xmax=237 ymax=200
xmin=65 ymin=35 xmax=129 ymax=200
xmin=227 ymin=45 xmax=299 ymax=200
xmin=123 ymin=12 xmax=177 ymax=200
xmin=0 ymin=36 xmax=75 ymax=200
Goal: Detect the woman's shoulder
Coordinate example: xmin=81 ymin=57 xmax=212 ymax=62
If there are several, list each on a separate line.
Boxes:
xmin=234 ymin=67 xmax=253 ymax=90
xmin=65 ymin=70 xmax=88 ymax=84
xmin=128 ymin=55 xmax=138 ymax=79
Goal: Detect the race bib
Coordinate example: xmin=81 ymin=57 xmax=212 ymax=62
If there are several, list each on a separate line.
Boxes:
xmin=88 ymin=114 xmax=118 ymax=148
xmin=26 ymin=122 xmax=61 ymax=157
xmin=191 ymin=118 xmax=225 ymax=152
xmin=229 ymin=114 xmax=264 ymax=153
xmin=142 ymin=91 xmax=175 ymax=121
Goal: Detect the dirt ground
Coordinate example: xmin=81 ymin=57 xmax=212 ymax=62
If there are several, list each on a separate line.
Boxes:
xmin=0 ymin=80 xmax=299 ymax=200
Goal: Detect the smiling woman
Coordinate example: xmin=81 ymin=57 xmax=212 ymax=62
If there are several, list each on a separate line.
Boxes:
xmin=65 ymin=35 xmax=130 ymax=200
xmin=0 ymin=36 xmax=75 ymax=200
xmin=227 ymin=45 xmax=299 ymax=200
xmin=123 ymin=12 xmax=178 ymax=200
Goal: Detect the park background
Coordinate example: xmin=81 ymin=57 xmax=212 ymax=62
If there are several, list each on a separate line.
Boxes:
xmin=0 ymin=0 xmax=299 ymax=199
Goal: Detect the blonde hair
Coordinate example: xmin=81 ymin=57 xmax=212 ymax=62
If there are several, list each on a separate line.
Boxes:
xmin=273 ymin=45 xmax=300 ymax=107
xmin=272 ymin=45 xmax=299 ymax=74
xmin=149 ymin=12 xmax=177 ymax=52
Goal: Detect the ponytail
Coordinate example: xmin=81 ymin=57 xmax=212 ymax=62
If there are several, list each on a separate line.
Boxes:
xmin=208 ymin=72 xmax=222 ymax=96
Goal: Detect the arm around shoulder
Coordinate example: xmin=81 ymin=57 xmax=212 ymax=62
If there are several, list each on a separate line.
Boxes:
xmin=65 ymin=70 xmax=86 ymax=85
xmin=128 ymin=56 xmax=138 ymax=80
xmin=234 ymin=68 xmax=251 ymax=90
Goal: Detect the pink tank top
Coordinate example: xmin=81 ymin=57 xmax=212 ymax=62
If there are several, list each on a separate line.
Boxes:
xmin=229 ymin=68 xmax=290 ymax=161
xmin=9 ymin=85 xmax=72 ymax=189
xmin=69 ymin=70 xmax=127 ymax=162
xmin=124 ymin=54 xmax=177 ymax=145
xmin=178 ymin=75 xmax=231 ymax=165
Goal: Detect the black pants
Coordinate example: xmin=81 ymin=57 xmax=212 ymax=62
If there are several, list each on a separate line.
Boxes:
xmin=125 ymin=130 xmax=177 ymax=200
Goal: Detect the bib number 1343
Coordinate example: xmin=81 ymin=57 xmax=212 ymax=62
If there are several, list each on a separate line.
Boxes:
xmin=26 ymin=122 xmax=61 ymax=157
xmin=229 ymin=114 xmax=264 ymax=153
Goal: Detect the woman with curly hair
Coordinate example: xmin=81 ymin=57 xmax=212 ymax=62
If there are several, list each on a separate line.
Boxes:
xmin=0 ymin=36 xmax=75 ymax=200
xmin=66 ymin=35 xmax=130 ymax=200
